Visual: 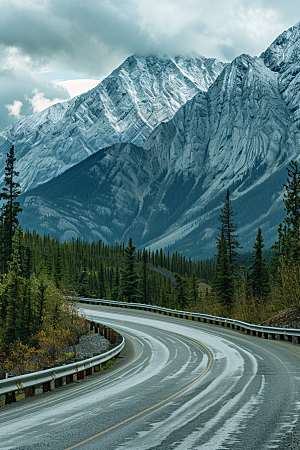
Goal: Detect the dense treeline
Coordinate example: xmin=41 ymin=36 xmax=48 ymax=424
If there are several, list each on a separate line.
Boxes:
xmin=1 ymin=145 xmax=300 ymax=377
xmin=0 ymin=148 xmax=215 ymax=378
xmin=0 ymin=147 xmax=89 ymax=378
xmin=212 ymin=160 xmax=300 ymax=323
xmin=18 ymin=232 xmax=215 ymax=307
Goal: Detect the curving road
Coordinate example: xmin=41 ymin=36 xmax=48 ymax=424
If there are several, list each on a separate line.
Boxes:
xmin=1 ymin=305 xmax=300 ymax=449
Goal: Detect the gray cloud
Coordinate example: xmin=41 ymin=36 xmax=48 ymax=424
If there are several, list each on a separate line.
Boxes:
xmin=0 ymin=45 xmax=70 ymax=131
xmin=0 ymin=0 xmax=300 ymax=131
xmin=2 ymin=0 xmax=299 ymax=75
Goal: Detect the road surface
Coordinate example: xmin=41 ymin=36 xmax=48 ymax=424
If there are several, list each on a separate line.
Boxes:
xmin=1 ymin=305 xmax=300 ymax=449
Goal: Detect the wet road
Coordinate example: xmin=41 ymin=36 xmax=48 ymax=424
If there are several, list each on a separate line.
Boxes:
xmin=1 ymin=305 xmax=300 ymax=449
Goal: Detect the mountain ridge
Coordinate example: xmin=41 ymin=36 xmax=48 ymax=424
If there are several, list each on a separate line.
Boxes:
xmin=7 ymin=22 xmax=300 ymax=256
xmin=0 ymin=54 xmax=224 ymax=192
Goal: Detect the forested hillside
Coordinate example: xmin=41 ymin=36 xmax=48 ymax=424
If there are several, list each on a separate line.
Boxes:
xmin=1 ymin=146 xmax=300 ymax=379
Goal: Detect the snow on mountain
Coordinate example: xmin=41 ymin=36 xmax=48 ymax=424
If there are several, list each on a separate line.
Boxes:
xmin=12 ymin=22 xmax=300 ymax=256
xmin=125 ymin=53 xmax=298 ymax=254
xmin=0 ymin=54 xmax=224 ymax=192
xmin=19 ymin=42 xmax=299 ymax=256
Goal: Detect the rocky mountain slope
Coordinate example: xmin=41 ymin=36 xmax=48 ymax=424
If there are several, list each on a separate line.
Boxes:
xmin=12 ymin=22 xmax=300 ymax=256
xmin=18 ymin=25 xmax=299 ymax=257
xmin=0 ymin=54 xmax=224 ymax=192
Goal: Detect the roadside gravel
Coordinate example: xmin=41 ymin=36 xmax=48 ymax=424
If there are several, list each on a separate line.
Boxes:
xmin=63 ymin=331 xmax=110 ymax=359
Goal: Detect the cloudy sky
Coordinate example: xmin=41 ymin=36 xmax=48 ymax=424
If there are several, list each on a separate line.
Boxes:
xmin=0 ymin=0 xmax=299 ymax=132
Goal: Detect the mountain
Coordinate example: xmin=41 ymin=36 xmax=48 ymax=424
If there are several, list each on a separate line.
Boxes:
xmin=12 ymin=22 xmax=300 ymax=256
xmin=0 ymin=54 xmax=224 ymax=192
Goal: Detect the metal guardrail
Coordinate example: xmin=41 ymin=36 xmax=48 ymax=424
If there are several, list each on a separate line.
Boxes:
xmin=0 ymin=324 xmax=124 ymax=405
xmin=0 ymin=339 xmax=124 ymax=397
xmin=78 ymin=298 xmax=300 ymax=342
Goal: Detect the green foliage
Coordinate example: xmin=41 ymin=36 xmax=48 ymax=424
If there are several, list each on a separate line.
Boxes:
xmin=119 ymin=238 xmax=141 ymax=302
xmin=174 ymin=273 xmax=189 ymax=310
xmin=218 ymin=189 xmax=242 ymax=273
xmin=283 ymin=160 xmax=300 ymax=260
xmin=214 ymin=231 xmax=234 ymax=308
xmin=0 ymin=145 xmax=22 ymax=273
xmin=249 ymin=228 xmax=270 ymax=301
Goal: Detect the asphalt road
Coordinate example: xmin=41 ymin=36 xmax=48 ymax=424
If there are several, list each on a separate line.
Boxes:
xmin=1 ymin=305 xmax=300 ymax=450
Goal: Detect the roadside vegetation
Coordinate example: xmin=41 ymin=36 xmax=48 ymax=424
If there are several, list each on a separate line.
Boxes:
xmin=1 ymin=146 xmax=300 ymax=378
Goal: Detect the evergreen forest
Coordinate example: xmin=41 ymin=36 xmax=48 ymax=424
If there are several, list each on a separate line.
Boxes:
xmin=1 ymin=145 xmax=300 ymax=378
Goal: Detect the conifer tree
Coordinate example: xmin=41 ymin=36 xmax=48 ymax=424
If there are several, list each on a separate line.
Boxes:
xmin=120 ymin=238 xmax=141 ymax=302
xmin=141 ymin=249 xmax=149 ymax=304
xmin=98 ymin=263 xmax=106 ymax=299
xmin=218 ymin=189 xmax=242 ymax=273
xmin=214 ymin=230 xmax=234 ymax=308
xmin=111 ymin=266 xmax=120 ymax=300
xmin=282 ymin=160 xmax=300 ymax=260
xmin=189 ymin=272 xmax=199 ymax=306
xmin=77 ymin=260 xmax=89 ymax=297
xmin=249 ymin=227 xmax=270 ymax=301
xmin=174 ymin=273 xmax=188 ymax=309
xmin=0 ymin=145 xmax=22 ymax=272
xmin=4 ymin=227 xmax=24 ymax=345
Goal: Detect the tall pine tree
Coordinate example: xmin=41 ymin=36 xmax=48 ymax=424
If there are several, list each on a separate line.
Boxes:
xmin=218 ymin=189 xmax=241 ymax=274
xmin=282 ymin=160 xmax=300 ymax=260
xmin=0 ymin=145 xmax=22 ymax=273
xmin=249 ymin=228 xmax=270 ymax=301
xmin=214 ymin=230 xmax=234 ymax=309
xmin=120 ymin=238 xmax=141 ymax=302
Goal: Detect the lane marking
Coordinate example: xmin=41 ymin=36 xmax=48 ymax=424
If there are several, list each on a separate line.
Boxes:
xmin=63 ymin=329 xmax=212 ymax=450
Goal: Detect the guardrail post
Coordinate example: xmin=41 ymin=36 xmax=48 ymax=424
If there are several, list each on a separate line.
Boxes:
xmin=55 ymin=378 xmax=62 ymax=388
xmin=100 ymin=324 xmax=103 ymax=335
xmin=25 ymin=386 xmax=35 ymax=398
xmin=43 ymin=381 xmax=51 ymax=393
xmin=66 ymin=374 xmax=73 ymax=384
xmin=111 ymin=330 xmax=116 ymax=344
xmin=279 ymin=334 xmax=285 ymax=341
xmin=5 ymin=391 xmax=16 ymax=404
xmin=86 ymin=368 xmax=92 ymax=376
xmin=77 ymin=370 xmax=85 ymax=380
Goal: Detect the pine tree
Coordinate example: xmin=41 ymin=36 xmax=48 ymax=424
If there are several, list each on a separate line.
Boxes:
xmin=189 ymin=272 xmax=199 ymax=306
xmin=218 ymin=189 xmax=242 ymax=273
xmin=111 ymin=266 xmax=120 ymax=300
xmin=214 ymin=230 xmax=234 ymax=308
xmin=174 ymin=273 xmax=188 ymax=310
xmin=0 ymin=145 xmax=22 ymax=273
xmin=77 ymin=260 xmax=89 ymax=297
xmin=141 ymin=249 xmax=149 ymax=304
xmin=120 ymin=238 xmax=141 ymax=302
xmin=249 ymin=228 xmax=270 ymax=301
xmin=98 ymin=263 xmax=106 ymax=299
xmin=4 ymin=228 xmax=24 ymax=345
xmin=282 ymin=160 xmax=300 ymax=260
xmin=53 ymin=246 xmax=63 ymax=288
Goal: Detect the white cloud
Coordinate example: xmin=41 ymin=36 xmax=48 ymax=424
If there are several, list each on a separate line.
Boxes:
xmin=5 ymin=100 xmax=23 ymax=119
xmin=0 ymin=0 xmax=299 ymax=131
xmin=25 ymin=91 xmax=67 ymax=113
xmin=55 ymin=79 xmax=101 ymax=98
